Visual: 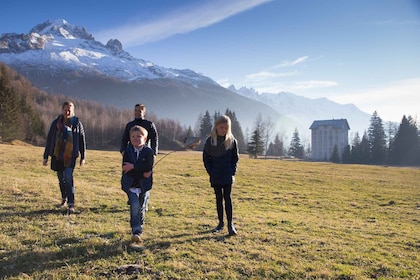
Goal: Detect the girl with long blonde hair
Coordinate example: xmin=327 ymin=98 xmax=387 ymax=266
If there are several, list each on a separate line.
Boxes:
xmin=203 ymin=115 xmax=239 ymax=235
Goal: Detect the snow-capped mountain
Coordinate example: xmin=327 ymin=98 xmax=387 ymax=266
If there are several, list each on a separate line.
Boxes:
xmin=0 ymin=19 xmax=294 ymax=133
xmin=0 ymin=19 xmax=216 ymax=85
xmin=0 ymin=19 xmax=370 ymax=140
xmin=230 ymin=86 xmax=372 ymax=137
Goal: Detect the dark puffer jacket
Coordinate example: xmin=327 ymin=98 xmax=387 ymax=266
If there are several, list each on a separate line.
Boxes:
xmin=120 ymin=118 xmax=158 ymax=155
xmin=121 ymin=144 xmax=154 ymax=194
xmin=203 ymin=136 xmax=239 ymax=186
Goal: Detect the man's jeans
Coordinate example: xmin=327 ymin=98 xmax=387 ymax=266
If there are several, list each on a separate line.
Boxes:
xmin=128 ymin=191 xmax=146 ymax=234
xmin=57 ymin=167 xmax=75 ymax=206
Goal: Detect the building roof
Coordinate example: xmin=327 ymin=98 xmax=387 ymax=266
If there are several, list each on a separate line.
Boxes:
xmin=309 ymin=119 xmax=350 ymax=130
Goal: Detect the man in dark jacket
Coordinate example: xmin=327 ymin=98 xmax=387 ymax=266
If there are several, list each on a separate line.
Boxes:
xmin=120 ymin=104 xmax=158 ymax=155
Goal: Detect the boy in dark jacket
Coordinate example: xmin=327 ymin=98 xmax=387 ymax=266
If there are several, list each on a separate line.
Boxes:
xmin=121 ymin=125 xmax=154 ymax=243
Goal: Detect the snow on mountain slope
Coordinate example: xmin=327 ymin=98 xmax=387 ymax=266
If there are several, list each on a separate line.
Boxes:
xmin=0 ymin=19 xmax=216 ymax=84
xmin=0 ymin=19 xmax=372 ymax=138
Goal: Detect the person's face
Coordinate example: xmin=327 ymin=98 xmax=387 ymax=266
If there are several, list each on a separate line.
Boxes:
xmin=62 ymin=104 xmax=74 ymax=119
xmin=134 ymin=106 xmax=145 ymax=119
xmin=130 ymin=131 xmax=146 ymax=148
xmin=216 ymin=123 xmax=228 ymax=136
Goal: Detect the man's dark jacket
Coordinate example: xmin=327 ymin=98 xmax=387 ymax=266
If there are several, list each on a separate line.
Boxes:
xmin=120 ymin=118 xmax=158 ymax=155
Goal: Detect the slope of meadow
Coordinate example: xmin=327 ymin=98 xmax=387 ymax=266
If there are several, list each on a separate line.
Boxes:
xmin=0 ymin=143 xmax=419 ymax=279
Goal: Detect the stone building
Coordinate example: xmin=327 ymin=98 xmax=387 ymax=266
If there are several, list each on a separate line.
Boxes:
xmin=309 ymin=119 xmax=350 ymax=161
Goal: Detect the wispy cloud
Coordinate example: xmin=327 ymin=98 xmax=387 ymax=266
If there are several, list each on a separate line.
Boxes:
xmin=293 ymin=80 xmax=338 ymax=90
xmin=245 ymin=70 xmax=298 ymax=82
xmin=239 ymin=55 xmax=337 ymax=93
xmin=273 ymin=56 xmax=309 ymax=68
xmin=95 ymin=0 xmax=272 ymax=46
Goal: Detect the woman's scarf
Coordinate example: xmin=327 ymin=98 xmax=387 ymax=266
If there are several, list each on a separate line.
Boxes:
xmin=53 ymin=115 xmax=76 ymax=167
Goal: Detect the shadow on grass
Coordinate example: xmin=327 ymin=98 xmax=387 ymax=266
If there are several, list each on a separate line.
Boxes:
xmin=146 ymin=227 xmax=235 ymax=254
xmin=0 ymin=208 xmax=235 ymax=278
xmin=0 ymin=234 xmax=123 ymax=278
xmin=0 ymin=204 xmax=127 ymax=219
xmin=0 ymin=205 xmax=129 ymax=277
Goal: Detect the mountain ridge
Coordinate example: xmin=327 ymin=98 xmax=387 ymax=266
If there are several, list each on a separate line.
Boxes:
xmin=0 ymin=19 xmax=370 ymax=139
xmin=230 ymin=86 xmax=371 ymax=136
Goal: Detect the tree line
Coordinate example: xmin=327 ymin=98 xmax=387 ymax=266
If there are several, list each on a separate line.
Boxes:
xmin=337 ymin=111 xmax=420 ymax=166
xmin=0 ymin=64 xmax=185 ymax=150
xmin=1 ymin=63 xmax=419 ymax=166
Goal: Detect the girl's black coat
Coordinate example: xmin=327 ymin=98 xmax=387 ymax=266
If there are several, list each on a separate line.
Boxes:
xmin=203 ymin=137 xmax=239 ymax=186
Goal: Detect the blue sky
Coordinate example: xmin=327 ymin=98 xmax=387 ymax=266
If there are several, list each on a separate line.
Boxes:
xmin=1 ymin=0 xmax=419 ymax=123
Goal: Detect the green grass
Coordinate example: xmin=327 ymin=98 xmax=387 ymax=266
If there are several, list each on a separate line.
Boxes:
xmin=0 ymin=143 xmax=419 ymax=279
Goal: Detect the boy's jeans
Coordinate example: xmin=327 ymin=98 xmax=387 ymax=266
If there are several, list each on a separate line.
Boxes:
xmin=128 ymin=191 xmax=146 ymax=234
xmin=57 ymin=167 xmax=75 ymax=206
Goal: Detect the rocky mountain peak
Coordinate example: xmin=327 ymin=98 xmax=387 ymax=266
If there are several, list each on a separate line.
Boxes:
xmin=106 ymin=39 xmax=123 ymax=53
xmin=29 ymin=19 xmax=94 ymax=40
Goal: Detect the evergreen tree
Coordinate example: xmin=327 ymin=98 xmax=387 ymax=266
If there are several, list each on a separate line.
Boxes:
xmin=18 ymin=94 xmax=45 ymax=143
xmin=341 ymin=145 xmax=352 ymax=163
xmin=359 ymin=132 xmax=371 ymax=164
xmin=288 ymin=128 xmax=304 ymax=159
xmin=266 ymin=133 xmax=284 ymax=157
xmin=199 ymin=111 xmax=213 ymax=138
xmin=213 ymin=110 xmax=221 ymax=123
xmin=389 ymin=115 xmax=420 ymax=165
xmin=386 ymin=120 xmax=398 ymax=153
xmin=247 ymin=128 xmax=264 ymax=158
xmin=225 ymin=109 xmax=245 ymax=153
xmin=0 ymin=66 xmax=21 ymax=142
xmin=368 ymin=111 xmax=387 ymax=164
xmin=247 ymin=114 xmax=265 ymax=158
xmin=330 ymin=144 xmax=340 ymax=163
xmin=186 ymin=126 xmax=194 ymax=137
xmin=349 ymin=133 xmax=361 ymax=163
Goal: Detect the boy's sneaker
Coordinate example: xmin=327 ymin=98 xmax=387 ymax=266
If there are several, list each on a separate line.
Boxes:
xmin=131 ymin=234 xmax=141 ymax=243
xmin=68 ymin=206 xmax=75 ymax=214
xmin=60 ymin=199 xmax=67 ymax=207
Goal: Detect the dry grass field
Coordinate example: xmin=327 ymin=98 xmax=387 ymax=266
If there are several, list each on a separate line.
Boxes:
xmin=0 ymin=143 xmax=419 ymax=279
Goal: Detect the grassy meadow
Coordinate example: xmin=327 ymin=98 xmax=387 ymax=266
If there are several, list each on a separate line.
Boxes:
xmin=0 ymin=143 xmax=419 ymax=279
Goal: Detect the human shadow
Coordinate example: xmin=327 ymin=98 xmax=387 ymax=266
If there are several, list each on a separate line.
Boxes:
xmin=0 ymin=233 xmax=123 ymax=278
xmin=145 ymin=225 xmax=237 ymax=254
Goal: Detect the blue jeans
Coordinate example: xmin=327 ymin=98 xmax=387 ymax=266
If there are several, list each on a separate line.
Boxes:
xmin=57 ymin=167 xmax=75 ymax=206
xmin=128 ymin=191 xmax=146 ymax=234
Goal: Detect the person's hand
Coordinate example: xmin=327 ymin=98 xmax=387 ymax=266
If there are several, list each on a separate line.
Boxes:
xmin=122 ymin=162 xmax=134 ymax=173
xmin=80 ymin=159 xmax=85 ymax=166
xmin=43 ymin=158 xmax=48 ymax=166
xmin=143 ymin=171 xmax=152 ymax=178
